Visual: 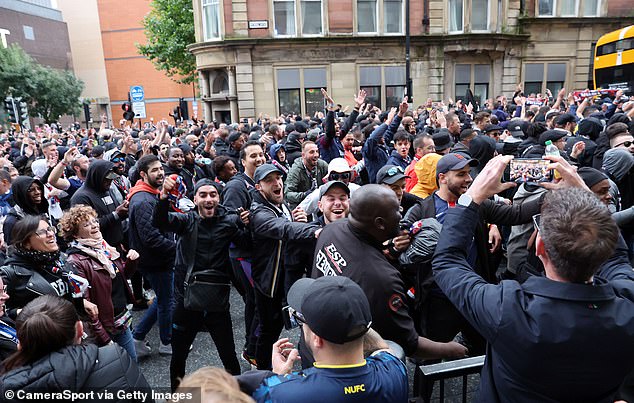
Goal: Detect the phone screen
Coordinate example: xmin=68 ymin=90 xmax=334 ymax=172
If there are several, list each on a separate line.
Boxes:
xmin=509 ymin=159 xmax=553 ymax=184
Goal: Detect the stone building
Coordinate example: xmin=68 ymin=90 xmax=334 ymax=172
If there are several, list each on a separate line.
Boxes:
xmin=190 ymin=0 xmax=633 ymax=122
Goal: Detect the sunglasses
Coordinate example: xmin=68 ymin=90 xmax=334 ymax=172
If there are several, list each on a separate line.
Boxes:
xmin=329 ymin=172 xmax=351 ymax=181
xmin=615 ymin=140 xmax=633 ymax=148
xmin=112 ymin=157 xmax=125 ymax=163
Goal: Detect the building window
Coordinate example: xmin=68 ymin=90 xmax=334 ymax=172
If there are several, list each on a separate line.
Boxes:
xmin=356 ymin=0 xmax=403 ymax=34
xmin=448 ymin=0 xmax=464 ymax=32
xmin=560 ymin=0 xmax=578 ymax=16
xmin=202 ymin=0 xmax=222 ymax=40
xmin=212 ymin=74 xmax=229 ymax=94
xmin=276 ymin=67 xmax=327 ymax=115
xmin=538 ymin=0 xmax=555 ymax=16
xmin=273 ymin=0 xmax=323 ymax=37
xmin=383 ymin=0 xmax=403 ymax=34
xmin=357 ymin=0 xmax=378 ymax=33
xmin=301 ymin=0 xmax=323 ymax=35
xmin=582 ymin=0 xmax=600 ymax=16
xmin=274 ymin=0 xmax=297 ymax=36
xmin=385 ymin=66 xmax=406 ymax=108
xmin=471 ymin=0 xmax=489 ymax=31
xmin=23 ymin=26 xmax=34 ymax=41
xmin=359 ymin=65 xmax=405 ymax=109
xmin=360 ymin=67 xmax=382 ymax=107
xmin=524 ymin=63 xmax=566 ymax=95
xmin=455 ymin=64 xmax=490 ymax=105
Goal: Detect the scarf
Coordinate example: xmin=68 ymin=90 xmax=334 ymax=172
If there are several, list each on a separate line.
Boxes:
xmin=72 ymin=237 xmax=121 ymax=279
xmin=126 ymin=179 xmax=160 ymax=201
xmin=11 ymin=247 xmax=90 ymax=298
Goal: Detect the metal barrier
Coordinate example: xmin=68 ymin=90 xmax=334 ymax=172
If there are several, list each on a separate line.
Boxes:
xmin=413 ymin=355 xmax=485 ymax=403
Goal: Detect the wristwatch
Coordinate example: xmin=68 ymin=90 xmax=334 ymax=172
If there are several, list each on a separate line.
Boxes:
xmin=457 ymin=193 xmax=473 ymax=208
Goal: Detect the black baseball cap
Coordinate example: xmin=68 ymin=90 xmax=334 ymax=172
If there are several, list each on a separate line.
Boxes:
xmin=539 ymin=129 xmax=567 ymax=146
xmin=483 ymin=124 xmax=503 ymax=133
xmin=253 ymin=163 xmax=283 ymax=183
xmin=506 ymin=119 xmax=525 ymax=138
xmin=436 ymin=153 xmax=478 ymax=175
xmin=287 ymin=276 xmax=372 ymax=344
xmin=376 ymin=165 xmax=409 ymax=185
xmin=319 ymin=181 xmax=350 ymax=199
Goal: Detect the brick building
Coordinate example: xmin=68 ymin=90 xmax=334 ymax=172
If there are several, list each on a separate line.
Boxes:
xmin=189 ymin=0 xmax=634 ymax=122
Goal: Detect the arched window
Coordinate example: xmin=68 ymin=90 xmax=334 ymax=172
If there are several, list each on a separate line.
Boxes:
xmin=212 ymin=74 xmax=229 ymax=94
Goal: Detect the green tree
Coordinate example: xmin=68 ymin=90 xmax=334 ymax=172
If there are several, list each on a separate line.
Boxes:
xmin=0 ymin=44 xmax=84 ymax=123
xmin=137 ymin=0 xmax=197 ymax=84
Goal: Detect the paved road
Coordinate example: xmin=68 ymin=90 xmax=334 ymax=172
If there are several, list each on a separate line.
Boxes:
xmin=133 ymin=288 xmax=478 ymax=402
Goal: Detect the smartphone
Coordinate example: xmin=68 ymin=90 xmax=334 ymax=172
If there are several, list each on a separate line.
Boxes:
xmin=509 ymin=159 xmax=553 ymax=184
xmin=282 ymin=306 xmax=300 ymax=330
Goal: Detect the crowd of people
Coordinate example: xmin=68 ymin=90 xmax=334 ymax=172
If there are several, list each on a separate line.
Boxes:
xmin=0 ymin=83 xmax=633 ymax=402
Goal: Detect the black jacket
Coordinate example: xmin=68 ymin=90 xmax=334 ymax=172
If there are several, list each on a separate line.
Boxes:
xmin=70 ymin=160 xmax=124 ymax=248
xmin=404 ymin=192 xmax=540 ymax=285
xmin=0 ymin=344 xmax=152 ymax=403
xmin=250 ymin=190 xmax=319 ymax=298
xmin=152 ymin=198 xmax=248 ymax=301
xmin=3 ymin=177 xmax=49 ymax=246
xmin=222 ymin=173 xmax=256 ymax=259
xmin=128 ymin=189 xmax=175 ymax=272
xmin=0 ymin=252 xmax=79 ymax=318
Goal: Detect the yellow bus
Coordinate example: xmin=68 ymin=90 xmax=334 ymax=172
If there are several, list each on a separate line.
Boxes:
xmin=594 ymin=25 xmax=634 ymax=95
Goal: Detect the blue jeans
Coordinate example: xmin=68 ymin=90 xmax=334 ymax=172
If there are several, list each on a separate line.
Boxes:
xmin=133 ymin=270 xmax=175 ymax=345
xmin=111 ymin=327 xmax=137 ymax=362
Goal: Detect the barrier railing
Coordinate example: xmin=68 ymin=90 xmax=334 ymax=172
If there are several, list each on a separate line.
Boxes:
xmin=413 ymin=355 xmax=485 ymax=402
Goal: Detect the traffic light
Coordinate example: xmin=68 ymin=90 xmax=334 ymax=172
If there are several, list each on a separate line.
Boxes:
xmin=179 ymin=98 xmax=189 ymax=121
xmin=173 ymin=105 xmax=181 ymax=122
xmin=122 ymin=102 xmax=134 ymax=121
xmin=16 ymin=97 xmax=29 ymax=129
xmin=3 ymin=97 xmax=17 ymax=124
xmin=83 ymin=102 xmax=91 ymax=129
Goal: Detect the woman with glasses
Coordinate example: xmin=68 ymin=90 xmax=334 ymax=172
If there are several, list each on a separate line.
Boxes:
xmin=0 ymin=276 xmax=17 ymax=363
xmin=0 ymin=215 xmax=92 ymax=319
xmin=60 ymin=205 xmax=139 ymax=361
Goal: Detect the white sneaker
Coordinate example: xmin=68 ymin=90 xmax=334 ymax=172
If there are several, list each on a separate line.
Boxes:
xmin=159 ymin=343 xmax=172 ymax=355
xmin=134 ymin=339 xmax=151 ymax=358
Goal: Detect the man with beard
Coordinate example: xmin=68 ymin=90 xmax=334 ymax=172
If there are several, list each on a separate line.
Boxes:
xmin=311 ymin=185 xmax=468 ymax=361
xmin=155 ymin=177 xmax=250 ymax=390
xmin=127 ymin=155 xmax=176 ymax=358
xmin=284 ymin=141 xmax=328 ymax=210
xmin=70 ymin=160 xmax=127 ymax=250
xmin=402 ymin=153 xmax=541 ymax=365
xmin=48 ymin=146 xmax=89 ymax=200
xmin=250 ymin=164 xmax=321 ymax=370
xmin=104 ymin=149 xmax=132 ymax=204
xmin=222 ymin=140 xmax=266 ymax=367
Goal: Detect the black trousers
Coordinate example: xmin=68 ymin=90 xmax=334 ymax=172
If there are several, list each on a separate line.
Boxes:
xmin=230 ymin=257 xmax=258 ymax=357
xmin=254 ymin=287 xmax=283 ymax=370
xmin=169 ymin=300 xmax=240 ymax=391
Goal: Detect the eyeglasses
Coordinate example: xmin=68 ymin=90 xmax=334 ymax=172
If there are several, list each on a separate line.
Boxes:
xmin=532 ymin=214 xmax=541 ymax=233
xmin=386 ymin=166 xmax=405 ymax=176
xmin=35 ymin=226 xmax=56 ymax=237
xmin=615 ymin=140 xmax=633 ymax=148
xmin=329 ymin=172 xmax=351 ymax=181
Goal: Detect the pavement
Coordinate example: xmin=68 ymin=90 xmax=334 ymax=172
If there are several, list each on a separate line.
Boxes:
xmin=133 ymin=289 xmax=479 ymax=402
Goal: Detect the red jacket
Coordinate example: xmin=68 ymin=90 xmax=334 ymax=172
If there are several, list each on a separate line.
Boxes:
xmin=68 ymin=251 xmax=136 ymax=345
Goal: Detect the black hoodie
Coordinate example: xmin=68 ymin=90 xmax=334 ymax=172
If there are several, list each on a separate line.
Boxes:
xmin=2 ymin=176 xmax=49 ymax=245
xmin=70 ymin=160 xmax=124 ymax=248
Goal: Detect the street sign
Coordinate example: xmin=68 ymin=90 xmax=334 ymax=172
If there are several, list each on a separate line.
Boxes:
xmin=132 ymin=101 xmax=146 ymax=119
xmin=130 ymin=85 xmax=145 ymax=102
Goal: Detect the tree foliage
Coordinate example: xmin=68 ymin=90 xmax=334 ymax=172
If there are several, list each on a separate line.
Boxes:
xmin=0 ymin=44 xmax=84 ymax=123
xmin=137 ymin=0 xmax=197 ymax=84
